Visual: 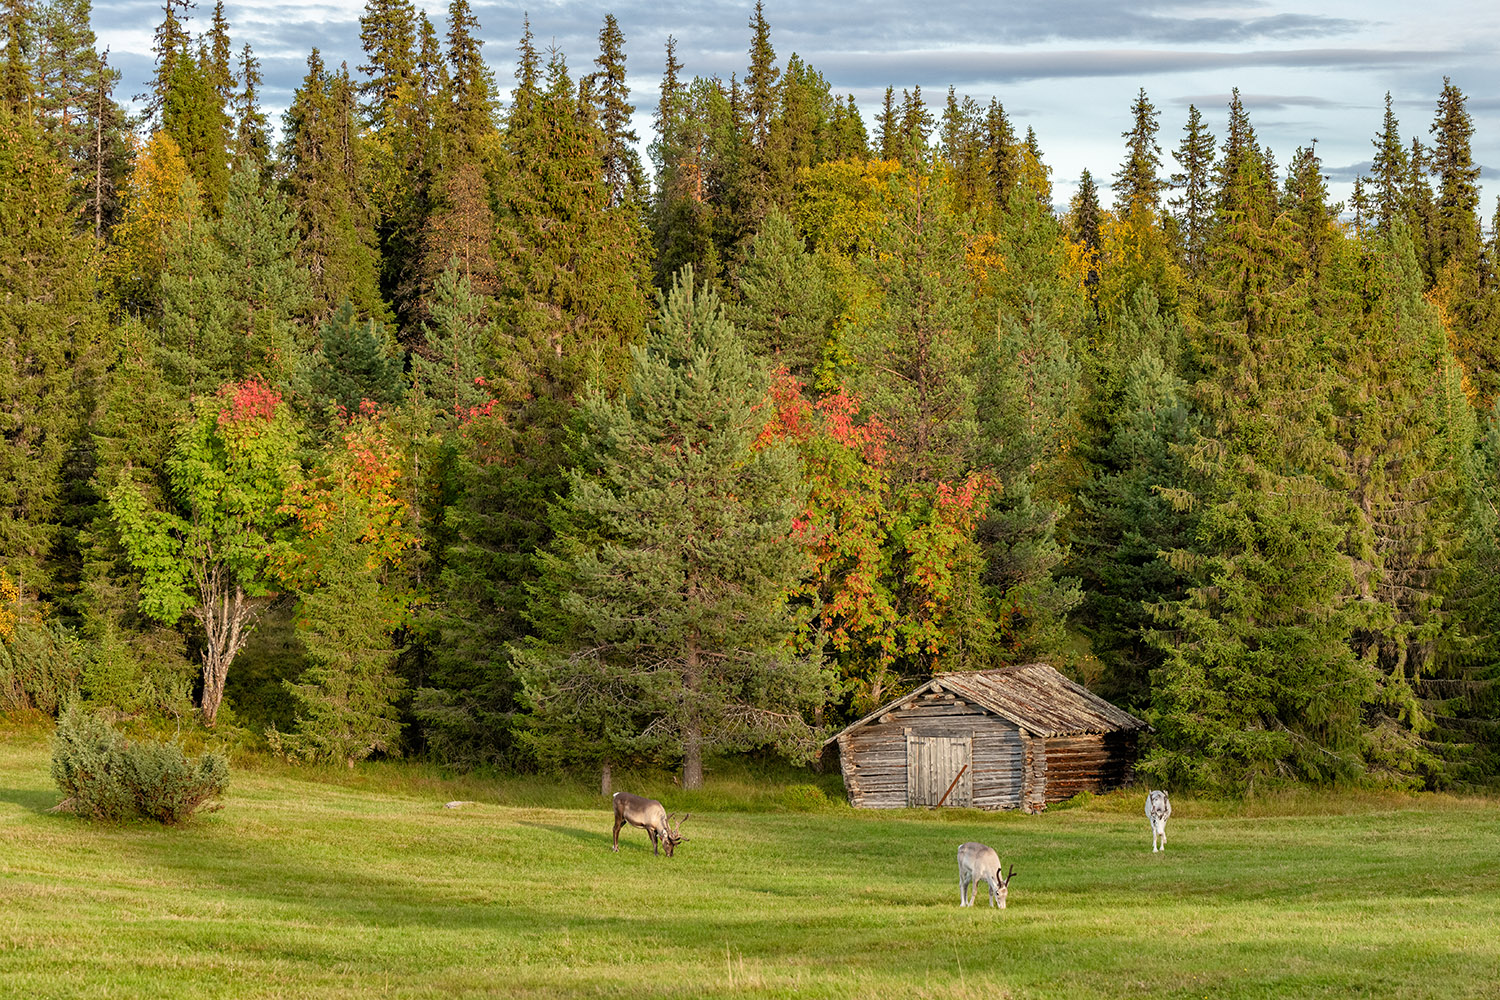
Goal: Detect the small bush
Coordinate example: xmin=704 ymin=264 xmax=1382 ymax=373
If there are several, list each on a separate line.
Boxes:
xmin=778 ymin=783 xmax=833 ymax=811
xmin=0 ymin=617 xmax=84 ymax=715
xmin=50 ymin=704 xmax=228 ymax=824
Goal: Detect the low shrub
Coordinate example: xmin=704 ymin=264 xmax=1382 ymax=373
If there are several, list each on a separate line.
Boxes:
xmin=0 ymin=617 xmax=84 ymax=715
xmin=778 ymin=783 xmax=834 ymax=811
xmin=49 ymin=703 xmax=229 ymax=824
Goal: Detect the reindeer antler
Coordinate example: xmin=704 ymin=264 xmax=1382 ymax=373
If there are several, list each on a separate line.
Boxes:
xmin=1005 ymin=863 xmax=1016 ymax=882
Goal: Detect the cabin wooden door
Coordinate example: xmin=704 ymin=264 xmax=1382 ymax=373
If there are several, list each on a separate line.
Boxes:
xmin=906 ymin=731 xmax=973 ymax=807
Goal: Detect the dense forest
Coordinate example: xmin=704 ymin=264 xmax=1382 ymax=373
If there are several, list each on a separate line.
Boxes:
xmin=3 ymin=0 xmax=1500 ymax=793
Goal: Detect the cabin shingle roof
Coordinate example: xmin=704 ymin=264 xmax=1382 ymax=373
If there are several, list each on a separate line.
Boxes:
xmin=825 ymin=663 xmax=1147 ymax=744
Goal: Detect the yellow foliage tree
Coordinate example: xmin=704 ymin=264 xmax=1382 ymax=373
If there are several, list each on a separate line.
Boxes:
xmin=103 ymin=132 xmax=201 ymax=315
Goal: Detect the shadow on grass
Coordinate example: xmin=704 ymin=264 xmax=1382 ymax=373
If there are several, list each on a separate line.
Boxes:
xmin=0 ymin=785 xmax=63 ymax=813
xmin=518 ymin=820 xmax=615 ymax=850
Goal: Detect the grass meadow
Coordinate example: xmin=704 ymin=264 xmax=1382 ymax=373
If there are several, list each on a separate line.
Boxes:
xmin=1 ymin=723 xmax=1498 ymax=998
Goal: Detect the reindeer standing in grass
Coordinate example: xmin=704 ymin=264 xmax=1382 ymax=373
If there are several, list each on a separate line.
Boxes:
xmin=1145 ymin=789 xmax=1171 ymax=852
xmin=956 ymin=842 xmax=1015 ymax=909
xmin=611 ymin=792 xmax=689 ymax=856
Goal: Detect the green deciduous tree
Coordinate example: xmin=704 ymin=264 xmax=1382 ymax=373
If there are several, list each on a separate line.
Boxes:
xmin=108 ymin=379 xmax=298 ymax=726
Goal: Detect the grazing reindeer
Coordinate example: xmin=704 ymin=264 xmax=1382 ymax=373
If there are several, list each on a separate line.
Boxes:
xmin=956 ymin=842 xmax=1014 ymax=909
xmin=1145 ymin=789 xmax=1171 ymax=852
xmin=611 ymin=791 xmax=689 ymax=857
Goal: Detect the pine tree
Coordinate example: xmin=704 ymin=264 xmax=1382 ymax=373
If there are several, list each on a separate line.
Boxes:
xmin=515 ymin=268 xmax=826 ymax=789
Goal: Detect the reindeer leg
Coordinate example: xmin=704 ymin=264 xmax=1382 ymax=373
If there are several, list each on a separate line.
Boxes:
xmin=613 ymin=816 xmax=623 ymax=852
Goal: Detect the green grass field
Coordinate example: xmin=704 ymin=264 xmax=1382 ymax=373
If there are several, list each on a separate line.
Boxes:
xmin=2 ymin=724 xmax=1498 ymax=999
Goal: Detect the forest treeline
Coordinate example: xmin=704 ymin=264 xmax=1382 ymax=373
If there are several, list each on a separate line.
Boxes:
xmin=4 ymin=0 xmax=1500 ymax=792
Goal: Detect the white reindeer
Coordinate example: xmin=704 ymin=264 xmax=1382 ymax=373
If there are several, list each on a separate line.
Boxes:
xmin=956 ymin=842 xmax=1014 ymax=908
xmin=1145 ymin=789 xmax=1171 ymax=852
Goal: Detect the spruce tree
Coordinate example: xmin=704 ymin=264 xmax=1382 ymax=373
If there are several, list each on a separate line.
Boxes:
xmin=1169 ymin=103 xmax=1215 ymax=279
xmin=1428 ymin=77 xmax=1482 ymax=272
xmin=874 ymin=86 xmax=896 ymax=160
xmin=1329 ymin=226 xmax=1471 ymax=780
xmin=445 ymin=0 xmax=493 ymax=157
xmin=203 ymin=0 xmax=231 ymax=101
xmin=144 ymin=0 xmax=193 ymax=123
xmin=1370 ymin=92 xmax=1408 ymax=234
xmin=0 ymin=101 xmax=104 ymax=604
xmin=1113 ymin=88 xmax=1163 ymax=216
xmin=280 ymin=49 xmax=384 ymax=321
xmin=278 ymin=531 xmax=406 ymax=767
xmin=1148 ymin=136 xmax=1370 ymax=789
xmin=1070 ymin=169 xmax=1103 ymax=312
xmin=230 ymin=43 xmax=269 ymax=169
xmin=357 ymin=0 xmax=416 ymax=130
xmin=732 ymin=206 xmax=838 ymax=380
xmin=1068 ymin=317 xmax=1196 ymax=705
xmin=974 ymin=181 xmax=1088 ymax=661
xmin=591 ymin=14 xmax=642 ymax=207
xmin=161 ymin=49 xmax=228 ymax=212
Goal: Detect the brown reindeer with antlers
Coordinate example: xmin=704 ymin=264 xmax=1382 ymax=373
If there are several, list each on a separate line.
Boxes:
xmin=611 ymin=792 xmax=690 ymax=856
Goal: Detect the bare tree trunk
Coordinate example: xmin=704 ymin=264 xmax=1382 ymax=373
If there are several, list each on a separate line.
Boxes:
xmin=197 ymin=576 xmax=256 ymax=728
xmin=682 ymin=638 xmax=703 ymax=790
xmin=600 ymin=759 xmax=612 ymax=797
xmin=682 ymin=725 xmax=703 ymax=790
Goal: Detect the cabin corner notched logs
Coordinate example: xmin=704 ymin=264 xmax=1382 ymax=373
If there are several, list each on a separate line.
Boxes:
xmin=824 ymin=663 xmax=1147 ymax=810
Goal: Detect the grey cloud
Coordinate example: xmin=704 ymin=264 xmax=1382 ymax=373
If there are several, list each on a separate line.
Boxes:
xmin=800 ymin=47 xmax=1444 ymax=90
xmin=1324 ymin=161 xmax=1374 ymax=181
xmin=1172 ymin=93 xmax=1351 ymax=112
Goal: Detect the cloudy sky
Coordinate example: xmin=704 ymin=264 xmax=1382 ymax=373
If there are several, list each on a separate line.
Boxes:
xmin=94 ymin=0 xmax=1499 ymax=213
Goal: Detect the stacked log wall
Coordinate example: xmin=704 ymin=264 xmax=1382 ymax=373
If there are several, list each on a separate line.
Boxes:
xmin=1041 ymin=732 xmax=1138 ymax=803
xmin=836 ymin=691 xmax=1026 ymax=810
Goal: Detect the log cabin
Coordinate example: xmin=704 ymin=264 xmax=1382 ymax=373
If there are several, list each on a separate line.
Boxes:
xmin=824 ymin=664 xmax=1148 ymax=811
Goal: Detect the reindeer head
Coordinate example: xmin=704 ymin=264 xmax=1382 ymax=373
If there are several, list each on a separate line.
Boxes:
xmin=662 ymin=812 xmax=690 ymax=857
xmin=995 ymin=864 xmax=1016 ymax=909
